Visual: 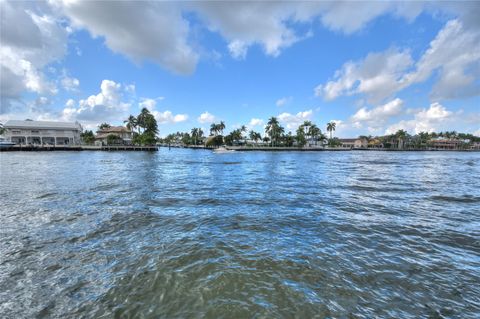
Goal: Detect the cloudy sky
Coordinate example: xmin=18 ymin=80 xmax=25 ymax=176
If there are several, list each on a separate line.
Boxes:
xmin=1 ymin=0 xmax=479 ymax=137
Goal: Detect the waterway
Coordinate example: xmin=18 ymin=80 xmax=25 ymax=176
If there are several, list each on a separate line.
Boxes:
xmin=1 ymin=150 xmax=479 ymax=318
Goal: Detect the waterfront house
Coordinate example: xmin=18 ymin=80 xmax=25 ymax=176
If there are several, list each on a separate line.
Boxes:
xmin=368 ymin=138 xmax=383 ymax=148
xmin=429 ymin=138 xmax=464 ymax=150
xmin=95 ymin=126 xmax=133 ymax=145
xmin=338 ymin=137 xmax=368 ymax=148
xmin=471 ymin=142 xmax=480 ymax=150
xmin=3 ymin=120 xmax=82 ymax=145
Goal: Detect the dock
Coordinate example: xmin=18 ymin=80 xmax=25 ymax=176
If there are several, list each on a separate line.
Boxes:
xmin=1 ymin=145 xmax=158 ymax=152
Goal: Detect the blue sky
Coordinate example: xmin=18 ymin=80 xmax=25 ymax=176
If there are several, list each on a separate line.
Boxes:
xmin=1 ymin=1 xmax=479 ymax=137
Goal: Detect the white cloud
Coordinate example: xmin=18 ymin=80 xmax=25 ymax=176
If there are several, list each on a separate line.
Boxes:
xmin=351 ymin=98 xmax=404 ymax=129
xmin=65 ymin=99 xmax=75 ymax=108
xmin=0 ymin=1 xmax=67 ymax=110
xmin=276 ymin=96 xmax=292 ymax=107
xmin=125 ymin=84 xmax=136 ymax=94
xmin=315 ymin=48 xmax=413 ymax=103
xmin=193 ymin=2 xmax=305 ymax=60
xmin=52 ymin=1 xmax=198 ymax=74
xmin=61 ymin=79 xmax=130 ymax=123
xmin=248 ymin=118 xmax=264 ymax=127
xmin=139 ymin=98 xmax=157 ymax=111
xmin=153 ymin=111 xmax=188 ymax=124
xmin=278 ymin=109 xmax=313 ymax=130
xmin=385 ymin=102 xmax=453 ymax=134
xmin=406 ymin=19 xmax=480 ymax=100
xmin=316 ymin=19 xmax=480 ymax=103
xmin=61 ymin=76 xmax=80 ymax=92
xmin=139 ymin=98 xmax=187 ymax=124
xmin=197 ymin=112 xmax=216 ymax=124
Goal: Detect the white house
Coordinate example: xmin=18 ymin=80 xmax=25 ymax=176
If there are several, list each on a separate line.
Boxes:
xmin=3 ymin=120 xmax=83 ymax=145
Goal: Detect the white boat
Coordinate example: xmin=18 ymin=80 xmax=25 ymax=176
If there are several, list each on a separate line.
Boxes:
xmin=213 ymin=146 xmax=235 ymax=153
xmin=0 ymin=138 xmax=15 ymax=149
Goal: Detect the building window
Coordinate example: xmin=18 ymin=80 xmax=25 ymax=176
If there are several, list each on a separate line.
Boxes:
xmin=31 ymin=130 xmax=40 ymax=134
xmin=12 ymin=130 xmax=21 ymax=134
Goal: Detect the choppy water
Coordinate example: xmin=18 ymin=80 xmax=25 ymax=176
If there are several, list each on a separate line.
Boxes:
xmin=0 ymin=150 xmax=479 ymax=318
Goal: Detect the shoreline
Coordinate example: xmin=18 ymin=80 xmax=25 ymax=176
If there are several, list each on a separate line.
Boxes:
xmin=1 ymin=145 xmax=479 ymax=152
xmin=160 ymin=145 xmax=480 ymax=152
xmin=0 ymin=145 xmax=158 ymax=152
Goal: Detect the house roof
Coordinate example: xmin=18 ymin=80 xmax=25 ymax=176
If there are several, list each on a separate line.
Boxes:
xmin=338 ymin=138 xmax=358 ymax=143
xmin=97 ymin=126 xmax=131 ymax=133
xmin=95 ymin=133 xmax=132 ymax=140
xmin=4 ymin=120 xmax=82 ymax=130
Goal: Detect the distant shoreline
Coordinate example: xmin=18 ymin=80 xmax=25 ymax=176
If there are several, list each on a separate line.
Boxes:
xmin=1 ymin=145 xmax=479 ymax=152
xmin=160 ymin=145 xmax=480 ymax=152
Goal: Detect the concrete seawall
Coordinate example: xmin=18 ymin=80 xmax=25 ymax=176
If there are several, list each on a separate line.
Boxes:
xmin=1 ymin=145 xmax=158 ymax=152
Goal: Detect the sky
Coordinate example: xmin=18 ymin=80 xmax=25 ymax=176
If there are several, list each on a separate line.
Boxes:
xmin=1 ymin=0 xmax=479 ymax=137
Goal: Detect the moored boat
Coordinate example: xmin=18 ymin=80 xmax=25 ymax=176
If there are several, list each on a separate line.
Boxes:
xmin=0 ymin=138 xmax=15 ymax=149
xmin=213 ymin=146 xmax=235 ymax=153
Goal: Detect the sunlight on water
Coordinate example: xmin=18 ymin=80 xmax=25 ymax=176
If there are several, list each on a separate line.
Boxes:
xmin=1 ymin=150 xmax=479 ymax=318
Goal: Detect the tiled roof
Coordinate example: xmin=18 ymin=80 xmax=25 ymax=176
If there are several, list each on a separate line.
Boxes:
xmin=4 ymin=120 xmax=81 ymax=130
xmin=97 ymin=126 xmax=131 ymax=133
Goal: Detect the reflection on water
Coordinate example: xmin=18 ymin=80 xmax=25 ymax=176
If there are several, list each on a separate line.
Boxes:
xmin=1 ymin=150 xmax=479 ymax=318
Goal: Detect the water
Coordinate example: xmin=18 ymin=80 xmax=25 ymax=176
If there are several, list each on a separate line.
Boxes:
xmin=0 ymin=150 xmax=479 ymax=318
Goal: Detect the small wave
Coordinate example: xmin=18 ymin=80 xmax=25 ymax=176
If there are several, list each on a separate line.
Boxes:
xmin=35 ymin=192 xmax=58 ymax=199
xmin=430 ymin=195 xmax=480 ymax=203
xmin=357 ymin=177 xmax=385 ymax=182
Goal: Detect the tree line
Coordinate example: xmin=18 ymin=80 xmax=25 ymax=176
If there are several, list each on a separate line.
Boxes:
xmin=80 ymin=108 xmax=159 ymax=145
xmin=159 ymin=117 xmax=338 ymax=147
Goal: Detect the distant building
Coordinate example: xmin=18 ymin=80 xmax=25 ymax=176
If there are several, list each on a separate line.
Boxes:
xmin=368 ymin=138 xmax=383 ymax=148
xmin=471 ymin=142 xmax=480 ymax=150
xmin=338 ymin=137 xmax=368 ymax=148
xmin=3 ymin=120 xmax=82 ymax=145
xmin=429 ymin=138 xmax=464 ymax=150
xmin=95 ymin=126 xmax=133 ymax=145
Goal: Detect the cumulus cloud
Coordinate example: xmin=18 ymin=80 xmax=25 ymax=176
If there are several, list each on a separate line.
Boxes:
xmin=139 ymin=98 xmax=188 ymax=124
xmin=197 ymin=111 xmax=216 ymax=124
xmin=351 ymin=98 xmax=404 ymax=130
xmin=385 ymin=102 xmax=453 ymax=134
xmin=0 ymin=1 xmax=67 ymax=110
xmin=315 ymin=48 xmax=413 ymax=103
xmin=406 ymin=19 xmax=480 ymax=100
xmin=190 ymin=1 xmax=433 ymax=59
xmin=153 ymin=111 xmax=188 ymax=124
xmin=52 ymin=0 xmax=198 ymax=75
xmin=249 ymin=118 xmax=264 ymax=127
xmin=316 ymin=18 xmax=480 ymax=103
xmin=62 ymin=79 xmax=129 ymax=123
xmin=278 ymin=110 xmax=313 ymax=130
xmin=276 ymin=96 xmax=292 ymax=107
xmin=61 ymin=76 xmax=80 ymax=92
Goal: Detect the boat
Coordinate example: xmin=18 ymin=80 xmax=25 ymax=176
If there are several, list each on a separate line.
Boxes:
xmin=213 ymin=146 xmax=235 ymax=153
xmin=0 ymin=138 xmax=15 ymax=149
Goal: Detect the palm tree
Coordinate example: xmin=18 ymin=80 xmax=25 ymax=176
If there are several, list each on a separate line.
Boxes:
xmin=137 ymin=107 xmax=152 ymax=133
xmin=327 ymin=122 xmax=336 ymax=139
xmin=249 ymin=130 xmax=261 ymax=145
xmin=124 ymin=115 xmax=137 ymax=132
xmin=218 ymin=121 xmax=226 ymax=135
xmin=98 ymin=123 xmax=111 ymax=130
xmin=210 ymin=123 xmax=218 ymax=136
xmin=191 ymin=128 xmax=198 ymax=145
xmin=308 ymin=124 xmax=320 ymax=146
xmin=266 ymin=117 xmax=281 ymax=146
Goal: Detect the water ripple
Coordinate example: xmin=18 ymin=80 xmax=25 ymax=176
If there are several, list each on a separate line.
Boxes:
xmin=0 ymin=150 xmax=479 ymax=318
